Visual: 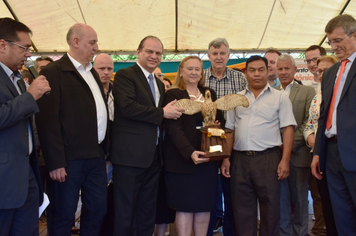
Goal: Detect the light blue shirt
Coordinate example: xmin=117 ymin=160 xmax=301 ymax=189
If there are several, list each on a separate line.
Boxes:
xmin=325 ymin=51 xmax=356 ymax=138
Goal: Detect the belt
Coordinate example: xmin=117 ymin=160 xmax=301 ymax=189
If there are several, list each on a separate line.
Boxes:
xmin=327 ymin=135 xmax=337 ymax=142
xmin=238 ymin=146 xmax=279 ymax=156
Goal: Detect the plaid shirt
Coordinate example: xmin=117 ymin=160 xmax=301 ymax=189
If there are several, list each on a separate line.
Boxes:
xmin=204 ymin=67 xmax=248 ymax=121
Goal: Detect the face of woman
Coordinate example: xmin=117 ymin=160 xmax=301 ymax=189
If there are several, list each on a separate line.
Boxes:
xmin=180 ymin=59 xmax=202 ymax=86
xmin=317 ymin=60 xmax=335 ymax=82
xmin=163 ymin=80 xmax=171 ymax=92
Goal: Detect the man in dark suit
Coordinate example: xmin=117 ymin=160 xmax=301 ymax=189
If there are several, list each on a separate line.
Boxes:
xmin=35 ymin=23 xmax=108 ymax=236
xmin=277 ymin=54 xmax=315 ymax=236
xmin=0 ymin=17 xmax=50 ymax=235
xmin=312 ymin=14 xmax=356 ymax=235
xmin=109 ymin=36 xmax=184 ymax=235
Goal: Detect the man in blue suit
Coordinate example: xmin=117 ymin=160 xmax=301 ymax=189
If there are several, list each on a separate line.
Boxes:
xmin=312 ymin=14 xmax=356 ymax=235
xmin=0 ymin=18 xmax=50 ymax=236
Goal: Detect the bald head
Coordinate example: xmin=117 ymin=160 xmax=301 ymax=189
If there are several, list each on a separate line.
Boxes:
xmin=67 ymin=23 xmax=98 ymax=66
xmin=94 ymin=53 xmax=114 ymax=90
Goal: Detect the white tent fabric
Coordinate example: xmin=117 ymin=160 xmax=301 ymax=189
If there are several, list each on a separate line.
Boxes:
xmin=1 ymin=0 xmax=355 ymax=54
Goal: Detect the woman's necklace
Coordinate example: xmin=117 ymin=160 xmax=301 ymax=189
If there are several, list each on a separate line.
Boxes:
xmin=187 ymin=88 xmax=203 ymax=102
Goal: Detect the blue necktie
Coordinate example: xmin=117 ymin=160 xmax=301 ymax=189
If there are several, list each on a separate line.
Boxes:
xmin=148 ymin=74 xmax=159 ymax=144
xmin=148 ymin=74 xmax=156 ymax=103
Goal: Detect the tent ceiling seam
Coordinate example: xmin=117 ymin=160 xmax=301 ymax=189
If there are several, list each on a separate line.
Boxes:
xmin=257 ymin=0 xmax=277 ymax=49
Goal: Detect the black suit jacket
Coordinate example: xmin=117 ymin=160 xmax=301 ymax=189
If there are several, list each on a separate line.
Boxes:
xmin=36 ymin=54 xmax=108 ymax=171
xmin=0 ymin=66 xmax=43 ymax=208
xmin=109 ymin=63 xmax=165 ymax=168
xmin=315 ymin=59 xmax=356 ymax=172
xmin=163 ymin=87 xmax=222 ymax=174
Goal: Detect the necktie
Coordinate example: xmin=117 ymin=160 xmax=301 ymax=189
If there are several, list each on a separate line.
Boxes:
xmin=148 ymin=74 xmax=156 ymax=103
xmin=148 ymin=74 xmax=159 ymax=144
xmin=326 ymin=59 xmax=349 ymax=130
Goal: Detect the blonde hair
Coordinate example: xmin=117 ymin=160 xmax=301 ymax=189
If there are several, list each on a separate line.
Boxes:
xmin=317 ymin=55 xmax=340 ymax=65
xmin=172 ymin=56 xmax=204 ymax=90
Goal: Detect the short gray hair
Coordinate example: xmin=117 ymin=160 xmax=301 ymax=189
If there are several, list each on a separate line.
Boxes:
xmin=276 ymin=54 xmax=295 ymax=67
xmin=325 ymin=14 xmax=356 ymax=36
xmin=208 ymin=38 xmax=230 ymax=53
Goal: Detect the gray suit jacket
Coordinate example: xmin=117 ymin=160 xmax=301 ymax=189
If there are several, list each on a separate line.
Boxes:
xmin=0 ymin=66 xmax=43 ymax=209
xmin=289 ymin=83 xmax=315 ymax=167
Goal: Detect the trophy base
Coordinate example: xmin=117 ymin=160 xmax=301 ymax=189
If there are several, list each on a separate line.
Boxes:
xmin=200 ymin=125 xmax=232 ymax=161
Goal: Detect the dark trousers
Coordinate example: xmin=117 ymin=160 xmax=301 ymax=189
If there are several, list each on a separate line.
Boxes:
xmin=0 ymin=166 xmax=39 ymax=236
xmin=231 ymin=148 xmax=281 ymax=236
xmin=309 ymin=173 xmax=326 ymax=236
xmin=280 ymin=165 xmax=310 ymax=236
xmin=316 ymin=171 xmax=338 ymax=236
xmin=113 ymin=148 xmax=160 ymax=236
xmin=46 ymin=155 xmax=107 ymax=236
xmin=325 ymin=140 xmax=356 ymax=235
xmin=221 ymin=161 xmax=237 ymax=236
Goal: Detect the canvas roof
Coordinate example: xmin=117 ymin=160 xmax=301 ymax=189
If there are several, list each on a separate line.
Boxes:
xmin=1 ymin=0 xmax=355 ymax=55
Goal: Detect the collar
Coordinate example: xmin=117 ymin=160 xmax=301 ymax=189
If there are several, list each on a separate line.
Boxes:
xmin=67 ymin=52 xmax=93 ymax=72
xmin=0 ymin=62 xmax=22 ymax=81
xmin=207 ymin=66 xmax=230 ymax=80
xmin=245 ymin=83 xmax=270 ymax=95
xmin=137 ymin=62 xmax=154 ymax=79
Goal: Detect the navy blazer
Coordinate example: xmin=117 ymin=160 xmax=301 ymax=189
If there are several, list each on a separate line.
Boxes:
xmin=0 ymin=66 xmax=43 ymax=209
xmin=109 ymin=63 xmax=165 ymax=168
xmin=314 ymin=60 xmax=356 ymax=172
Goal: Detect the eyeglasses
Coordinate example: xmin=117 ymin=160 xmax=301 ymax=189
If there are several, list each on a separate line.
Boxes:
xmin=304 ymin=57 xmax=318 ymax=64
xmin=5 ymin=40 xmax=33 ymax=53
xmin=326 ymin=36 xmax=348 ymax=46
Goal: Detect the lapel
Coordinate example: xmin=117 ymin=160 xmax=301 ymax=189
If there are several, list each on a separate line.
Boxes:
xmin=133 ymin=63 xmax=157 ymax=106
xmin=0 ymin=65 xmax=19 ymax=97
xmin=340 ymin=59 xmax=356 ymax=101
xmin=289 ymin=83 xmax=299 ymax=103
xmin=155 ymin=76 xmax=164 ymax=107
xmin=60 ymin=54 xmax=105 ymax=100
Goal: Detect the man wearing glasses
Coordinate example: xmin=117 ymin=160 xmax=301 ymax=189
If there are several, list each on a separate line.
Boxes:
xmin=313 ymin=14 xmax=356 ymax=235
xmin=0 ymin=17 xmax=50 ymax=235
xmin=304 ymin=45 xmax=327 ymax=93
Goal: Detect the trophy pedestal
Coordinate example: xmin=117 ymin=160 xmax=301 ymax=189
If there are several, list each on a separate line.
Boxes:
xmin=200 ymin=125 xmax=231 ymax=161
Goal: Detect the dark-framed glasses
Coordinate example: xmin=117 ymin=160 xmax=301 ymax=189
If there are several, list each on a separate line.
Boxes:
xmin=304 ymin=57 xmax=318 ymax=64
xmin=5 ymin=40 xmax=33 ymax=53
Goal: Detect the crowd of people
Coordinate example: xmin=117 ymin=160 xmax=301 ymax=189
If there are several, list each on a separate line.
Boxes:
xmin=0 ymin=13 xmax=356 ymax=236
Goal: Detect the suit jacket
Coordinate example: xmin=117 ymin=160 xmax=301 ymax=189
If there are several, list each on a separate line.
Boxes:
xmin=0 ymin=66 xmax=43 ymax=209
xmin=36 ymin=54 xmax=108 ymax=171
xmin=289 ymin=83 xmax=315 ymax=167
xmin=109 ymin=63 xmax=165 ymax=168
xmin=315 ymin=60 xmax=356 ymax=172
xmin=163 ymin=87 xmax=222 ymax=174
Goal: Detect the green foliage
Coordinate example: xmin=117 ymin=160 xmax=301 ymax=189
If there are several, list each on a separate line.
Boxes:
xmin=110 ymin=54 xmax=186 ymax=61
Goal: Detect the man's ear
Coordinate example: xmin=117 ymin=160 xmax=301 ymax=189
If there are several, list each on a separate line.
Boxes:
xmin=0 ymin=39 xmax=7 ymax=53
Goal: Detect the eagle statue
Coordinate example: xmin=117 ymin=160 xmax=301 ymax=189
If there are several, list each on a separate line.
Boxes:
xmin=174 ymin=90 xmax=249 ymax=126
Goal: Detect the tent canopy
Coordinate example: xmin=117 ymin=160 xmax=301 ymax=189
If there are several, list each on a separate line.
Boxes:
xmin=1 ymin=0 xmax=355 ymax=54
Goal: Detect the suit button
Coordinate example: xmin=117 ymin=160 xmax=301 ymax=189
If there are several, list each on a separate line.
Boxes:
xmin=26 ymin=153 xmax=29 ymax=156
xmin=25 ymin=133 xmax=28 ymax=136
